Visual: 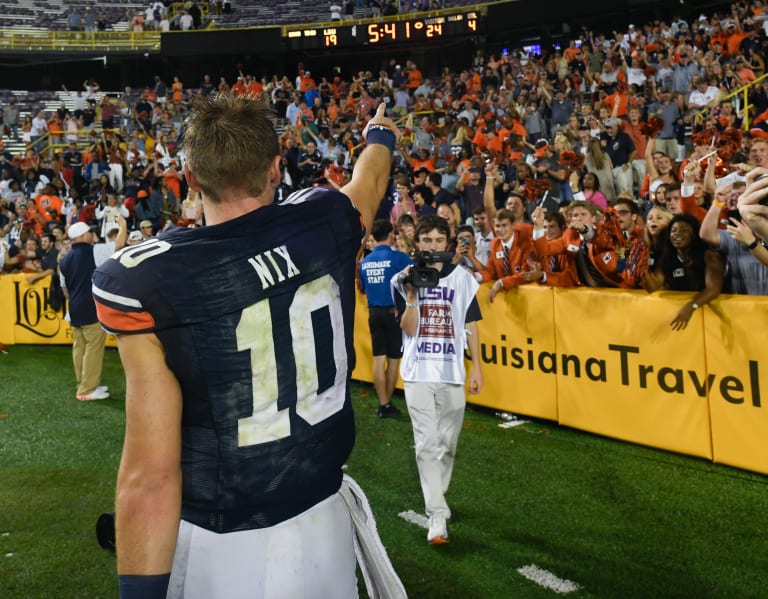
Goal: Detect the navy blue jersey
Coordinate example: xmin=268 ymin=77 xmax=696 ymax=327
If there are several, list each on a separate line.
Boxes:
xmin=93 ymin=187 xmax=362 ymax=533
xmin=359 ymin=245 xmax=412 ymax=307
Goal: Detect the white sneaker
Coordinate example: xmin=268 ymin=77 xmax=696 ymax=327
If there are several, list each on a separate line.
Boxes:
xmin=77 ymin=387 xmax=110 ymax=401
xmin=96 ymin=385 xmax=109 ymax=393
xmin=427 ymin=514 xmax=449 ymax=545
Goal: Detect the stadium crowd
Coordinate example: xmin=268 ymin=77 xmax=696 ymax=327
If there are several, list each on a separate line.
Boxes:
xmin=53 ymin=0 xmax=449 ymax=32
xmin=2 ymin=1 xmax=768 ymax=323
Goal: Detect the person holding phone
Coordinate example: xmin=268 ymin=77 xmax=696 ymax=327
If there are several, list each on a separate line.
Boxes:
xmin=452 ymin=224 xmax=479 ymax=273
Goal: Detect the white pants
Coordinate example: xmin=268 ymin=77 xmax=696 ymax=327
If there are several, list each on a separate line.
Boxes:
xmin=107 ymin=162 xmax=124 ymax=193
xmin=167 ymin=493 xmax=358 ymax=599
xmin=404 ymin=381 xmax=466 ymax=519
xmin=630 ymin=158 xmax=646 ymax=188
xmin=612 ymin=164 xmax=634 ymax=195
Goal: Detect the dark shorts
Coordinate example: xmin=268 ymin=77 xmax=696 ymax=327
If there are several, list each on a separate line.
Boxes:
xmin=368 ymin=306 xmax=402 ymax=359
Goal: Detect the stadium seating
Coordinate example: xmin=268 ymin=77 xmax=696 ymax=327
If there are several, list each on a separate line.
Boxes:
xmin=0 ymin=0 xmax=470 ymax=30
xmin=0 ymin=88 xmax=113 ymax=155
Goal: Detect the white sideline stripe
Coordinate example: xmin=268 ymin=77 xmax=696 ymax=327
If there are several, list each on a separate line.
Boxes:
xmin=517 ymin=564 xmax=581 ymax=594
xmin=92 ymin=284 xmax=143 ymax=308
xmin=498 ymin=420 xmax=530 ymax=429
xmin=401 ymin=515 xmax=581 ymax=594
xmin=398 ymin=510 xmax=428 ymax=529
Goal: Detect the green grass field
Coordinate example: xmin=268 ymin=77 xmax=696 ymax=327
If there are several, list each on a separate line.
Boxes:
xmin=2 ymin=345 xmax=768 ymax=598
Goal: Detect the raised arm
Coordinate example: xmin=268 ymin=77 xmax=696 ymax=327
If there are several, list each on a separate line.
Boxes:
xmin=645 ymin=137 xmax=660 ymax=181
xmin=725 ymin=217 xmax=768 ymax=266
xmin=738 ymin=168 xmax=768 ymax=240
xmin=610 ymin=91 xmax=620 ymax=119
xmin=680 ymin=161 xmax=707 ymax=222
xmin=703 ymin=148 xmax=717 ymax=195
xmin=483 ymin=162 xmax=499 ymax=220
xmin=113 ymin=214 xmax=128 ymax=251
xmin=341 ymin=103 xmax=401 ymax=233
xmin=699 ymin=189 xmax=726 ymax=247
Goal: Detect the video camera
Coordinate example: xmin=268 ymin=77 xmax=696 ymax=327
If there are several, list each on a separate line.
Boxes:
xmin=403 ymin=251 xmax=454 ymax=288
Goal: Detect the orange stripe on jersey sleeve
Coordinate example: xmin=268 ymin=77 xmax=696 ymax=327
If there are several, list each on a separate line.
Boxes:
xmin=95 ymin=300 xmax=156 ymax=333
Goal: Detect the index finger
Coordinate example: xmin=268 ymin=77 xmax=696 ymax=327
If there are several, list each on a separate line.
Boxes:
xmin=745 ymin=166 xmax=768 ymax=185
xmin=374 ymin=103 xmax=386 ymax=119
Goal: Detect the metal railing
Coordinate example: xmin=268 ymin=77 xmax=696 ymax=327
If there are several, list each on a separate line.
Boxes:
xmin=0 ymin=29 xmax=161 ymax=52
xmin=695 ymin=72 xmax=768 ymax=131
xmin=22 ymin=127 xmax=127 ymax=161
xmin=0 ymin=2 xmax=489 ymax=51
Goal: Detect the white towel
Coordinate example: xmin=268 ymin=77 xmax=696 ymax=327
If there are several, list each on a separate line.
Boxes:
xmin=339 ymin=475 xmax=408 ymax=599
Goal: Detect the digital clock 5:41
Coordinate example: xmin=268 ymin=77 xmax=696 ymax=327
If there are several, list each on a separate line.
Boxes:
xmin=366 ymin=20 xmax=445 ymax=43
xmin=367 ymin=22 xmax=396 ymax=43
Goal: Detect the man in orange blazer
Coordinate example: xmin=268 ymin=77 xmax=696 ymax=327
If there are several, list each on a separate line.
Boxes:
xmin=467 ymin=208 xmax=535 ymax=302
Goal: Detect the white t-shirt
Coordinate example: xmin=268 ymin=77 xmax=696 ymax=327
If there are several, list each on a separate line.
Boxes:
xmin=627 ymin=67 xmax=647 ymax=88
xmin=392 ymin=265 xmax=480 ymax=385
xmin=71 ymin=93 xmax=87 ymax=113
xmin=31 ymin=116 xmax=47 ymax=136
xmin=474 ymin=231 xmax=494 ymax=266
xmin=688 ymin=86 xmax=719 ymax=109
xmin=93 ymin=239 xmax=116 ymax=267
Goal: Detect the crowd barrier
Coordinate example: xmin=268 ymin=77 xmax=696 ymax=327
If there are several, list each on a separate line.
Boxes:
xmin=0 ymin=274 xmax=118 ymax=347
xmin=351 ymin=284 xmax=768 ymax=476
xmin=2 ymin=274 xmax=766 ymax=476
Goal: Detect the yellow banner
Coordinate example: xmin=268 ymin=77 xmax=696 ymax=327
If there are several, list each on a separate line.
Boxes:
xmin=554 ymin=287 xmax=713 ymax=460
xmin=3 ymin=274 xmax=73 ymax=344
xmin=1 ymin=274 xmax=116 ymax=347
xmin=353 ymin=285 xmax=715 ymax=461
xmin=0 ymin=275 xmax=15 ymax=345
xmin=704 ymin=296 xmax=768 ymax=474
xmin=5 ymin=274 xmax=768 ymax=475
xmin=351 ymin=284 xmax=560 ymax=421
xmin=351 ymin=290 xmax=376 ymax=384
xmin=471 ymin=284 xmax=558 ymax=420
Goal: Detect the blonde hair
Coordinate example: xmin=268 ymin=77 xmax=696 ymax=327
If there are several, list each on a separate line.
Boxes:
xmin=645 ymin=206 xmax=673 ymax=246
xmin=183 ymin=94 xmax=279 ymax=203
xmin=554 ymin=133 xmax=572 ymax=151
xmin=587 ymin=138 xmax=607 ymax=171
xmin=567 ymin=200 xmax=599 ymax=218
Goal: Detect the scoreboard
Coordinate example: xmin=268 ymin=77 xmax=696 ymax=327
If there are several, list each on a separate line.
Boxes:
xmin=284 ymin=10 xmax=485 ymax=50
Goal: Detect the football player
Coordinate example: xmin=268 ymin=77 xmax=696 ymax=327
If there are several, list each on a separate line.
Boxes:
xmin=94 ymin=97 xmax=404 ymax=598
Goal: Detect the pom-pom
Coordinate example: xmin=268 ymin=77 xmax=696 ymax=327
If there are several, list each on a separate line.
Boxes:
xmin=700 ymin=157 xmax=729 ymax=179
xmin=522 ymin=178 xmax=552 ymax=202
xmin=717 ymin=127 xmax=743 ymax=163
xmin=640 ymin=117 xmax=664 ymax=137
xmin=691 ymin=126 xmax=719 ymax=147
xmin=558 ymin=150 xmax=585 ymax=170
xmin=593 ymin=206 xmax=627 ymax=251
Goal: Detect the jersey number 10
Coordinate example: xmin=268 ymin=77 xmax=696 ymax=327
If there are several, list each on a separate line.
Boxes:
xmin=236 ymin=274 xmax=347 ymax=447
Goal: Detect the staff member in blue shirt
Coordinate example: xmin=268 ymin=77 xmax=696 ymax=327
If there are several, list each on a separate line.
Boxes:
xmin=359 ymin=219 xmax=412 ymax=417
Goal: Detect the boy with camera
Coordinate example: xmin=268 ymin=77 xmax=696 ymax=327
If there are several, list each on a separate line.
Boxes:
xmin=391 ymin=214 xmax=484 ymax=545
